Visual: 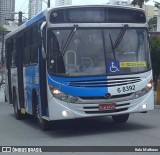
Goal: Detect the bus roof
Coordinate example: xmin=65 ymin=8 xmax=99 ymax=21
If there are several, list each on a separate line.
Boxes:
xmin=49 ymin=4 xmax=145 ymax=12
xmin=5 ymin=4 xmax=145 ymax=40
xmin=5 ymin=9 xmax=48 ymax=40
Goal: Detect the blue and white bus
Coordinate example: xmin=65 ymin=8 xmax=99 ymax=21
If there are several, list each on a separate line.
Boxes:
xmin=5 ymin=5 xmax=154 ymax=130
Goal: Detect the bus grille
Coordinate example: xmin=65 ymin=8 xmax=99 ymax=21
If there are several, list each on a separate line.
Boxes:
xmin=68 ymin=77 xmax=141 ymax=88
xmin=79 ymin=93 xmax=133 ymax=100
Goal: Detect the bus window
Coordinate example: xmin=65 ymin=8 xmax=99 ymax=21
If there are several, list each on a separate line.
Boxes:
xmin=30 ymin=25 xmax=38 ymax=64
xmin=48 ymin=30 xmax=65 ymax=74
xmin=23 ymin=29 xmax=31 ymax=65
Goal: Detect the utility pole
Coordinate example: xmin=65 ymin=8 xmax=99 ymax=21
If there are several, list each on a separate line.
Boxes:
xmin=18 ymin=11 xmax=23 ymax=26
xmin=1 ymin=31 xmax=4 ymax=67
xmin=4 ymin=12 xmax=25 ymax=26
xmin=48 ymin=0 xmax=50 ymax=8
xmin=0 ymin=31 xmax=5 ymax=82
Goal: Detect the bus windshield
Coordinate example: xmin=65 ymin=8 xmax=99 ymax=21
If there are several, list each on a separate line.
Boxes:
xmin=47 ymin=28 xmax=151 ymax=76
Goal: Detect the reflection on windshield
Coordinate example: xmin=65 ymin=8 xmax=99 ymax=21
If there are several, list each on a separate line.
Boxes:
xmin=61 ymin=24 xmax=78 ymax=56
xmin=47 ymin=28 xmax=151 ymax=76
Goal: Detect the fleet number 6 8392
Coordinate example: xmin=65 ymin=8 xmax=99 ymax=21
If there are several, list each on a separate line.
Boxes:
xmin=117 ymin=85 xmax=135 ymax=93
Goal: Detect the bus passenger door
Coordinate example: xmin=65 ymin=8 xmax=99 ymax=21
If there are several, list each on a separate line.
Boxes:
xmin=6 ymin=41 xmax=12 ymax=104
xmin=17 ymin=37 xmax=25 ymax=109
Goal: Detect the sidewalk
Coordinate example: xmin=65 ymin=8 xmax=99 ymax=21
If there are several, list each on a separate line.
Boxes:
xmin=0 ymin=87 xmax=5 ymax=103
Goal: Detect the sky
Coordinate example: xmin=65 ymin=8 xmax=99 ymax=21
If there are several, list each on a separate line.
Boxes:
xmin=15 ymin=0 xmax=159 ymax=19
xmin=15 ymin=0 xmax=109 ymax=19
xmin=15 ymin=0 xmax=110 ymax=11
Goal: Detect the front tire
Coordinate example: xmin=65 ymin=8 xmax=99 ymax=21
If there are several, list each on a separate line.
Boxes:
xmin=35 ymin=98 xmax=50 ymax=131
xmin=112 ymin=114 xmax=129 ymax=123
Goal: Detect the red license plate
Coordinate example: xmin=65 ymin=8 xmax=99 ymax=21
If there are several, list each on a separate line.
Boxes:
xmin=99 ymin=104 xmax=116 ymax=110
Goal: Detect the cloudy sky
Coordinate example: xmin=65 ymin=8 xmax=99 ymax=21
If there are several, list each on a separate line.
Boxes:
xmin=15 ymin=0 xmax=158 ymax=19
xmin=15 ymin=0 xmax=109 ymax=19
xmin=15 ymin=0 xmax=109 ymax=11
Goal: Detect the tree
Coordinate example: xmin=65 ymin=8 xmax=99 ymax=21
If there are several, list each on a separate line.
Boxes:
xmin=148 ymin=17 xmax=157 ymax=31
xmin=131 ymin=0 xmax=149 ymax=8
xmin=155 ymin=1 xmax=160 ymax=8
xmin=0 ymin=25 xmax=6 ymax=33
xmin=150 ymin=36 xmax=160 ymax=88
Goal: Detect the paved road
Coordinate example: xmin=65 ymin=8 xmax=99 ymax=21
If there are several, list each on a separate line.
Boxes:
xmin=0 ymin=88 xmax=160 ymax=154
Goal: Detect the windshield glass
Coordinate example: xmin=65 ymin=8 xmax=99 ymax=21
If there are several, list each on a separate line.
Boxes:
xmin=47 ymin=28 xmax=151 ymax=76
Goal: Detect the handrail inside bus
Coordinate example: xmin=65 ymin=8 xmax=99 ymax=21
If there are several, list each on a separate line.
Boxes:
xmin=40 ymin=21 xmax=47 ymax=59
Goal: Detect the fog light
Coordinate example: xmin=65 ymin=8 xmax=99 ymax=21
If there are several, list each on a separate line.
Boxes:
xmin=142 ymin=104 xmax=147 ymax=110
xmin=62 ymin=111 xmax=69 ymax=117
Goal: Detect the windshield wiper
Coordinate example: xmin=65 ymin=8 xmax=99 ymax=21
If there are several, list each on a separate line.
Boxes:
xmin=109 ymin=33 xmax=116 ymax=60
xmin=114 ymin=24 xmax=128 ymax=49
xmin=61 ymin=24 xmax=78 ymax=56
xmin=109 ymin=24 xmax=128 ymax=60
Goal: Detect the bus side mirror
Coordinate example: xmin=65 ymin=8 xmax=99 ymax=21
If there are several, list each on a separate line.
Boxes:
xmin=40 ymin=21 xmax=47 ymax=59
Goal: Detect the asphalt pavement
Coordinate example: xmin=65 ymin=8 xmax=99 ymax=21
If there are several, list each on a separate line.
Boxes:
xmin=0 ymin=87 xmax=160 ymax=155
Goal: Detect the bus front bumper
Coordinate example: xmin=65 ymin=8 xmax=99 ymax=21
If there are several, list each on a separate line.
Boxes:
xmin=47 ymin=89 xmax=154 ymax=121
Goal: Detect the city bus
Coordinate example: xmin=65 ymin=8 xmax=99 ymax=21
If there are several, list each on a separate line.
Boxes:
xmin=5 ymin=5 xmax=154 ymax=130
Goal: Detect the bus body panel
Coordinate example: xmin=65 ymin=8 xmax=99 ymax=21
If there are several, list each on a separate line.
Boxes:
xmin=47 ymin=87 xmax=154 ymax=120
xmin=47 ymin=70 xmax=154 ymax=120
xmin=23 ymin=65 xmax=40 ymax=114
xmin=11 ymin=68 xmax=19 ymax=106
xmin=48 ymin=75 xmax=108 ymax=97
xmin=47 ymin=71 xmax=152 ymax=98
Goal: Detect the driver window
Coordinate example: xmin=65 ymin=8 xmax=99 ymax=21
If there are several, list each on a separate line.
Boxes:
xmin=48 ymin=31 xmax=65 ymax=73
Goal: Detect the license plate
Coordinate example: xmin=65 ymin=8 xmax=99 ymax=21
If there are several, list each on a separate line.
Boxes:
xmin=99 ymin=104 xmax=116 ymax=110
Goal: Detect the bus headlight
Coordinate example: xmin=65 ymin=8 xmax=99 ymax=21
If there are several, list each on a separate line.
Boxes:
xmin=49 ymin=85 xmax=78 ymax=103
xmin=146 ymin=79 xmax=153 ymax=89
xmin=49 ymin=85 xmax=68 ymax=101
xmin=134 ymin=80 xmax=153 ymax=99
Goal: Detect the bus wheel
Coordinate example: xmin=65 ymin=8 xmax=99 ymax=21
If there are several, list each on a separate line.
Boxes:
xmin=112 ymin=114 xmax=129 ymax=123
xmin=36 ymin=104 xmax=49 ymax=131
xmin=13 ymin=91 xmax=24 ymax=120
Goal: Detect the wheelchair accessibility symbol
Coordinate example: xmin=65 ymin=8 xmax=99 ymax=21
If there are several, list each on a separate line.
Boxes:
xmin=107 ymin=61 xmax=120 ymax=74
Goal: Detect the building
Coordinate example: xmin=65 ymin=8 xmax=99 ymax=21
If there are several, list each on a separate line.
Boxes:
xmin=28 ymin=0 xmax=42 ymax=19
xmin=0 ymin=0 xmax=15 ymax=25
xmin=141 ymin=5 xmax=160 ymax=32
xmin=149 ymin=7 xmax=160 ymax=32
xmin=55 ymin=0 xmax=72 ymax=6
xmin=109 ymin=0 xmax=131 ymax=5
xmin=0 ymin=0 xmax=16 ymax=66
xmin=143 ymin=5 xmax=155 ymax=21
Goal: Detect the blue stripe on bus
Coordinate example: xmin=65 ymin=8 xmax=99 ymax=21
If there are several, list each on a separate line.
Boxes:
xmin=25 ymin=65 xmax=40 ymax=114
xmin=26 ymin=12 xmax=44 ymax=27
xmin=48 ymin=75 xmax=108 ymax=97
